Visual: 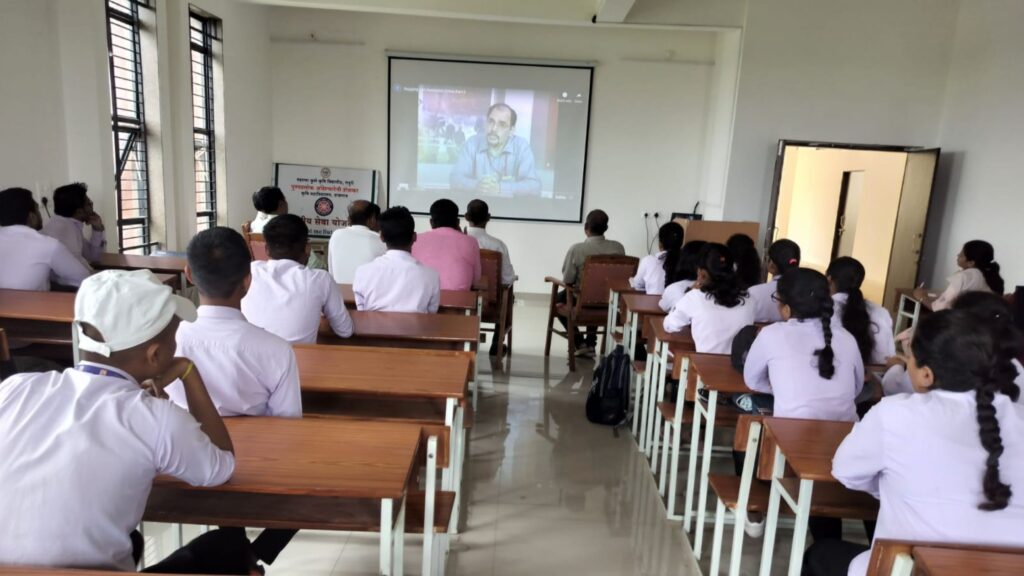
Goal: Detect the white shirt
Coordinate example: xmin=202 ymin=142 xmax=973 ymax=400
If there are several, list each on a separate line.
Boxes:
xmin=241 ymin=259 xmax=352 ymax=344
xmin=832 ymin=293 xmax=897 ymax=364
xmin=249 ymin=211 xmax=274 ymax=233
xmin=0 ymin=224 xmax=91 ymax=290
xmin=631 ymin=252 xmax=667 ymax=295
xmin=663 ymin=289 xmax=756 ymax=354
xmin=744 ymin=319 xmax=865 ymax=421
xmin=834 ymin=390 xmax=1024 ymax=576
xmin=170 ymin=306 xmax=302 ymax=417
xmin=41 ymin=213 xmax=105 ymax=269
xmin=748 ymin=277 xmax=783 ymax=323
xmin=932 ymin=267 xmax=993 ymax=311
xmin=467 ymin=226 xmax=517 ymax=286
xmin=0 ymin=364 xmax=234 ymax=570
xmin=883 ymin=358 xmax=1024 ymax=398
xmin=328 ymin=225 xmax=387 ymax=284
xmin=659 ymin=279 xmax=695 ymax=312
xmin=353 ymin=250 xmax=441 ymax=313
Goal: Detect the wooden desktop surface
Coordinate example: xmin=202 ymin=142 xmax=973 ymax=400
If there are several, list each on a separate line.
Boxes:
xmin=338 ymin=283 xmax=477 ymax=313
xmin=895 ymin=287 xmax=936 ymax=310
xmin=0 ymin=289 xmax=75 ymax=322
xmin=608 ymin=278 xmax=640 ymax=296
xmin=689 ymin=353 xmax=749 ymax=393
xmin=913 ymin=546 xmax=1024 ymax=576
xmin=762 ymin=417 xmax=854 ymax=482
xmin=95 ymin=253 xmax=187 ymax=274
xmin=321 ymin=310 xmax=478 ymax=347
xmin=621 ymin=293 xmax=666 ymax=317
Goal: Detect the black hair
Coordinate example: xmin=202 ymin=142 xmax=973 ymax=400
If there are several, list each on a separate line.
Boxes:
xmin=777 ymin=268 xmax=835 ymax=379
xmin=585 ymin=209 xmax=609 ymax=236
xmin=0 ymin=187 xmax=38 ymax=227
xmin=263 ymin=214 xmax=308 ymax=261
xmin=429 ymin=198 xmax=460 ymax=229
xmin=768 ymin=239 xmax=801 ymax=276
xmin=348 ymin=201 xmax=380 ymax=227
xmin=727 ymin=233 xmax=762 ymax=289
xmin=912 ymin=309 xmax=1019 ymax=511
xmin=697 ymin=243 xmax=747 ymax=308
xmin=953 ymin=291 xmax=1022 ymax=361
xmin=488 ymin=103 xmax=517 ymax=126
xmin=666 ymin=240 xmax=706 ymax=285
xmin=466 ymin=199 xmax=490 ymax=226
xmin=963 ymin=240 xmax=1004 ymax=295
xmin=827 ymin=257 xmax=875 ymax=365
xmin=659 ymin=222 xmax=686 ymax=281
xmin=186 ymin=227 xmax=252 ymax=299
xmin=380 ymin=206 xmax=415 ymax=248
xmin=252 ymin=186 xmax=285 ymax=214
xmin=52 ymin=182 xmax=89 ymax=218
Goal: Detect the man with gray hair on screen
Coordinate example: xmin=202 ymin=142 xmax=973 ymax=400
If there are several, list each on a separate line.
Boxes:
xmin=450 ymin=103 xmax=542 ymax=197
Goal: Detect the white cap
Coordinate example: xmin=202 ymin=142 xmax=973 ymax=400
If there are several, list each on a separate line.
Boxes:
xmin=74 ymin=269 xmax=197 ymax=357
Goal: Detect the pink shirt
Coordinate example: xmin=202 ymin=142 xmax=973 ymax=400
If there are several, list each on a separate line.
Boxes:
xmin=411 ymin=227 xmax=482 ymax=291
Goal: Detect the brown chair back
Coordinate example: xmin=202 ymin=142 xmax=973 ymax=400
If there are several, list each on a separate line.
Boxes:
xmin=576 ymin=255 xmax=640 ymax=308
xmin=479 ymin=249 xmax=502 ymax=318
xmin=241 ymin=221 xmax=269 ymax=261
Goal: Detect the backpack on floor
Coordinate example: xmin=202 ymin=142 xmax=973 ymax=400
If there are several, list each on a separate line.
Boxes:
xmin=586 ymin=345 xmax=631 ymax=426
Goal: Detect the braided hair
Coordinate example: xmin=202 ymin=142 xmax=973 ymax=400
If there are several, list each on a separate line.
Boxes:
xmin=666 ymin=240 xmax=706 ymax=286
xmin=777 ymin=268 xmax=836 ymax=379
xmin=963 ymin=240 xmax=1005 ymax=295
xmin=952 ymin=291 xmax=1022 ymax=402
xmin=768 ymin=239 xmax=801 ymax=277
xmin=827 ymin=257 xmax=875 ymax=366
xmin=912 ymin=309 xmax=1018 ymax=510
xmin=698 ymin=243 xmax=748 ymax=308
xmin=727 ymin=233 xmax=763 ymax=289
xmin=659 ymin=222 xmax=686 ymax=282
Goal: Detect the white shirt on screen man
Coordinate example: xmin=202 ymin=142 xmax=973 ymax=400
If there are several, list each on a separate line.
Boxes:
xmin=631 ymin=251 xmax=666 ymax=295
xmin=328 ymin=224 xmax=387 ymax=284
xmin=663 ymin=289 xmax=756 ymax=354
xmin=353 ymin=250 xmax=441 ymax=313
xmin=169 ymin=305 xmax=302 ymax=417
xmin=467 ymin=226 xmax=517 ymax=286
xmin=0 ymin=364 xmax=234 ymax=570
xmin=241 ymin=259 xmax=352 ymax=344
xmin=748 ymin=276 xmax=783 ymax=323
xmin=0 ymin=224 xmax=91 ymax=290
xmin=41 ymin=213 xmax=105 ymax=270
xmin=833 ymin=390 xmax=1024 ymax=576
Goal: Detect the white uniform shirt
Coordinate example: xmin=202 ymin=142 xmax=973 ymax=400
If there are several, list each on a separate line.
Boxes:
xmin=249 ymin=211 xmax=274 ymax=233
xmin=932 ymin=267 xmax=993 ymax=311
xmin=241 ymin=259 xmax=352 ymax=344
xmin=170 ymin=306 xmax=302 ymax=417
xmin=834 ymin=390 xmax=1024 ymax=576
xmin=748 ymin=277 xmax=783 ymax=323
xmin=0 ymin=364 xmax=234 ymax=570
xmin=832 ymin=293 xmax=897 ymax=364
xmin=631 ymin=252 xmax=667 ymax=295
xmin=352 ymin=250 xmax=441 ymax=313
xmin=659 ymin=279 xmax=695 ymax=312
xmin=328 ymin=225 xmax=387 ymax=284
xmin=745 ymin=319 xmax=865 ymax=421
xmin=0 ymin=224 xmax=91 ymax=290
xmin=41 ymin=213 xmax=105 ymax=269
xmin=663 ymin=289 xmax=756 ymax=354
xmin=467 ymin=226 xmax=517 ymax=286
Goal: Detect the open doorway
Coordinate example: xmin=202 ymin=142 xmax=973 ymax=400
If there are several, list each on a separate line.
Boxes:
xmin=767 ymin=141 xmax=939 ymax=310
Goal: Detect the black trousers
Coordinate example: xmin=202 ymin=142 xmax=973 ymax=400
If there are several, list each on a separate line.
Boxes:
xmin=133 ymin=528 xmax=261 ymax=574
xmin=802 ymin=539 xmax=870 ymax=576
xmin=555 ymin=290 xmax=596 ymax=347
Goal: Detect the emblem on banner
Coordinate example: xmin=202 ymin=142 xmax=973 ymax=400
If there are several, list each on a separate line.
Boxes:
xmin=314 ymin=197 xmax=334 ymax=216
xmin=320 ymin=167 xmax=331 ymax=179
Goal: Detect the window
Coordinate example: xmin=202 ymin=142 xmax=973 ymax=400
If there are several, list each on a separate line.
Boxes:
xmin=105 ymin=0 xmax=154 ymax=254
xmin=190 ymin=8 xmax=221 ymax=232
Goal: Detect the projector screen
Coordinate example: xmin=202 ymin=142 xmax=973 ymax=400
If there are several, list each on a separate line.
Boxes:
xmin=388 ymin=56 xmax=594 ymax=223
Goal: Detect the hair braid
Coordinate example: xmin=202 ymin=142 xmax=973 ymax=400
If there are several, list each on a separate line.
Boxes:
xmin=976 ymin=379 xmax=1012 ymax=510
xmin=816 ymin=295 xmax=836 ymax=379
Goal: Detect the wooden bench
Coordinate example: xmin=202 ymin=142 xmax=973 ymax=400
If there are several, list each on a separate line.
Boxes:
xmin=603 ymin=278 xmax=640 ymax=357
xmin=0 ymin=289 xmax=76 ymax=363
xmin=338 ymin=283 xmax=479 ymax=316
xmin=868 ymin=540 xmax=1024 ymax=576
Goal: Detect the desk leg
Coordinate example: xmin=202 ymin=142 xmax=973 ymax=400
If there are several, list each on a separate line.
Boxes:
xmin=649 ymin=358 xmax=668 ymax=471
xmin=442 ymin=400 xmax=455 ymax=491
xmin=394 ymin=495 xmax=406 ymax=576
xmin=638 ymin=340 xmax=657 ymax=453
xmin=627 ymin=311 xmax=639 ymax=363
xmin=683 ymin=368 xmax=702 ymax=534
xmin=464 ymin=340 xmax=478 ymax=410
xmin=785 ymin=478 xmax=814 ymax=576
xmin=605 ymin=289 xmax=618 ymax=357
xmin=451 ymin=405 xmax=465 ymax=536
xmin=890 ymin=553 xmax=915 ymax=576
xmin=666 ymin=358 xmax=689 ymax=520
xmin=758 ymin=447 xmax=787 ymax=576
xmin=381 ymin=498 xmax=394 ymax=576
xmin=423 ymin=435 xmax=438 ymax=576
xmin=633 ymin=351 xmax=652 ymax=441
xmin=693 ymin=385 xmax=718 ymax=559
xmin=648 ymin=342 xmax=669 ymax=458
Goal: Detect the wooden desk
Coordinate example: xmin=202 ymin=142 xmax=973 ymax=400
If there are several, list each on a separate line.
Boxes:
xmin=0 ymin=289 xmax=76 ymax=362
xmin=144 ymin=417 xmax=421 ymax=576
xmin=604 ymin=279 xmax=641 ymax=357
xmin=913 ymin=547 xmax=1022 ymax=576
xmin=893 ymin=287 xmax=935 ymax=334
xmin=338 ymin=283 xmax=478 ymax=316
xmin=620 ymin=293 xmax=666 ymax=360
xmin=636 ymin=317 xmax=694 ymax=465
xmin=95 ymin=253 xmax=187 ymax=275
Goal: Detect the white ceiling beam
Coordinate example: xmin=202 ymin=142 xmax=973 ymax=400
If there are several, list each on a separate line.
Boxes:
xmin=594 ymin=0 xmax=636 ymax=23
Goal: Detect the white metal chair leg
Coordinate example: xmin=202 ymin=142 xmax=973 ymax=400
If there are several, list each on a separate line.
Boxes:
xmin=422 ymin=436 xmax=437 ymax=576
xmin=658 ymin=423 xmax=671 ymax=495
xmin=666 ymin=419 xmax=683 ymax=520
xmin=693 ymin=388 xmax=719 ymax=559
xmin=786 ymin=479 xmax=815 ymax=576
xmin=709 ymin=500 xmax=727 ymax=576
xmin=758 ymin=447 xmax=787 ymax=576
xmin=380 ymin=498 xmax=394 ymax=576
xmin=727 ymin=421 xmax=762 ymax=576
xmin=638 ymin=346 xmax=655 ymax=453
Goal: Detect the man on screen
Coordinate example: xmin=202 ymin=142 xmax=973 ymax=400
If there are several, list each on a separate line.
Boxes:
xmin=450 ymin=103 xmax=542 ymax=197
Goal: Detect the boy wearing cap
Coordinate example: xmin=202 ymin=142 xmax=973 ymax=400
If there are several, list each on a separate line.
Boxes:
xmin=0 ymin=270 xmax=247 ymax=571
xmin=241 ymin=214 xmax=352 ymax=344
xmin=353 ymin=206 xmax=441 ymax=313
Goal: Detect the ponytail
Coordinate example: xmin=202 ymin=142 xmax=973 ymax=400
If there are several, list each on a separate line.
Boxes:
xmin=698 ymin=243 xmax=747 ymax=308
xmin=827 ymin=257 xmax=875 ymax=365
xmin=659 ymin=222 xmax=685 ymax=282
xmin=778 ymin=268 xmax=835 ymax=378
xmin=727 ymin=233 xmax=762 ymax=288
xmin=963 ymin=240 xmax=1005 ymax=294
xmin=768 ymin=239 xmax=801 ymax=276
xmin=666 ymin=240 xmax=706 ymax=285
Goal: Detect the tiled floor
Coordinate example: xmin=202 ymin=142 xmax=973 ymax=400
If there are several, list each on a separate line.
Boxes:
xmin=142 ymin=296 xmax=861 ymax=575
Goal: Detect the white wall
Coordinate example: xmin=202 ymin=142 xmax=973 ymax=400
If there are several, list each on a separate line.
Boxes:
xmin=925 ymin=0 xmax=1024 ymax=292
xmin=269 ymin=8 xmax=721 ymax=293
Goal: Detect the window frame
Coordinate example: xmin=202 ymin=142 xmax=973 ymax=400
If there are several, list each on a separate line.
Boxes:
xmin=189 ymin=7 xmax=221 ymax=232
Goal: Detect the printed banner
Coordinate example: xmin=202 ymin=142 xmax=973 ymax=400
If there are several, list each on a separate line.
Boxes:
xmin=274 ymin=163 xmax=379 ymax=238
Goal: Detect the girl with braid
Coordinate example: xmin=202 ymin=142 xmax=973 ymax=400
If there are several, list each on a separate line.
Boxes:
xmin=828 ymin=257 xmax=896 ymax=365
xmin=805 ymin=310 xmax=1024 ymax=576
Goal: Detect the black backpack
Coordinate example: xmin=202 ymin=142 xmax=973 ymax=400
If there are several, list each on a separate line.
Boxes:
xmin=586 ymin=345 xmax=631 ymax=426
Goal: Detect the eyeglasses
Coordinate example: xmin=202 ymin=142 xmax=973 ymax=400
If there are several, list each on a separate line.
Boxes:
xmin=771 ymin=293 xmax=783 ymax=303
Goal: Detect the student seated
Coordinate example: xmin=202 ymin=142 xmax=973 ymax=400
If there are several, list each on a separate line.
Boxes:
xmin=354 ymin=206 xmax=441 ymax=313
xmin=632 ymin=221 xmax=683 ymax=295
xmin=465 ymin=199 xmax=517 ymax=286
xmin=748 ymin=238 xmax=801 ymax=324
xmin=916 ymin=239 xmax=1004 ymax=311
xmin=0 ymin=187 xmax=91 ymax=290
xmin=242 ymin=214 xmax=353 ymax=344
xmin=663 ymin=243 xmax=755 ymax=353
xmin=0 ymin=269 xmax=250 ymax=572
xmin=327 ymin=199 xmax=386 ymax=284
xmin=41 ymin=182 xmax=106 ymax=269
xmin=659 ymin=240 xmax=706 ymax=312
xmin=558 ymin=209 xmax=626 ymax=355
xmin=249 ymin=185 xmax=287 ymax=234
xmin=827 ymin=257 xmax=896 ymax=365
xmin=412 ymin=198 xmax=482 ymax=291
xmin=726 ymin=233 xmax=762 ymax=289
xmin=805 ymin=309 xmax=1024 ymax=576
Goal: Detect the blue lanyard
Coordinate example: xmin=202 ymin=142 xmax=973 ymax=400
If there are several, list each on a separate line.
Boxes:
xmin=76 ymin=364 xmax=129 ymax=381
